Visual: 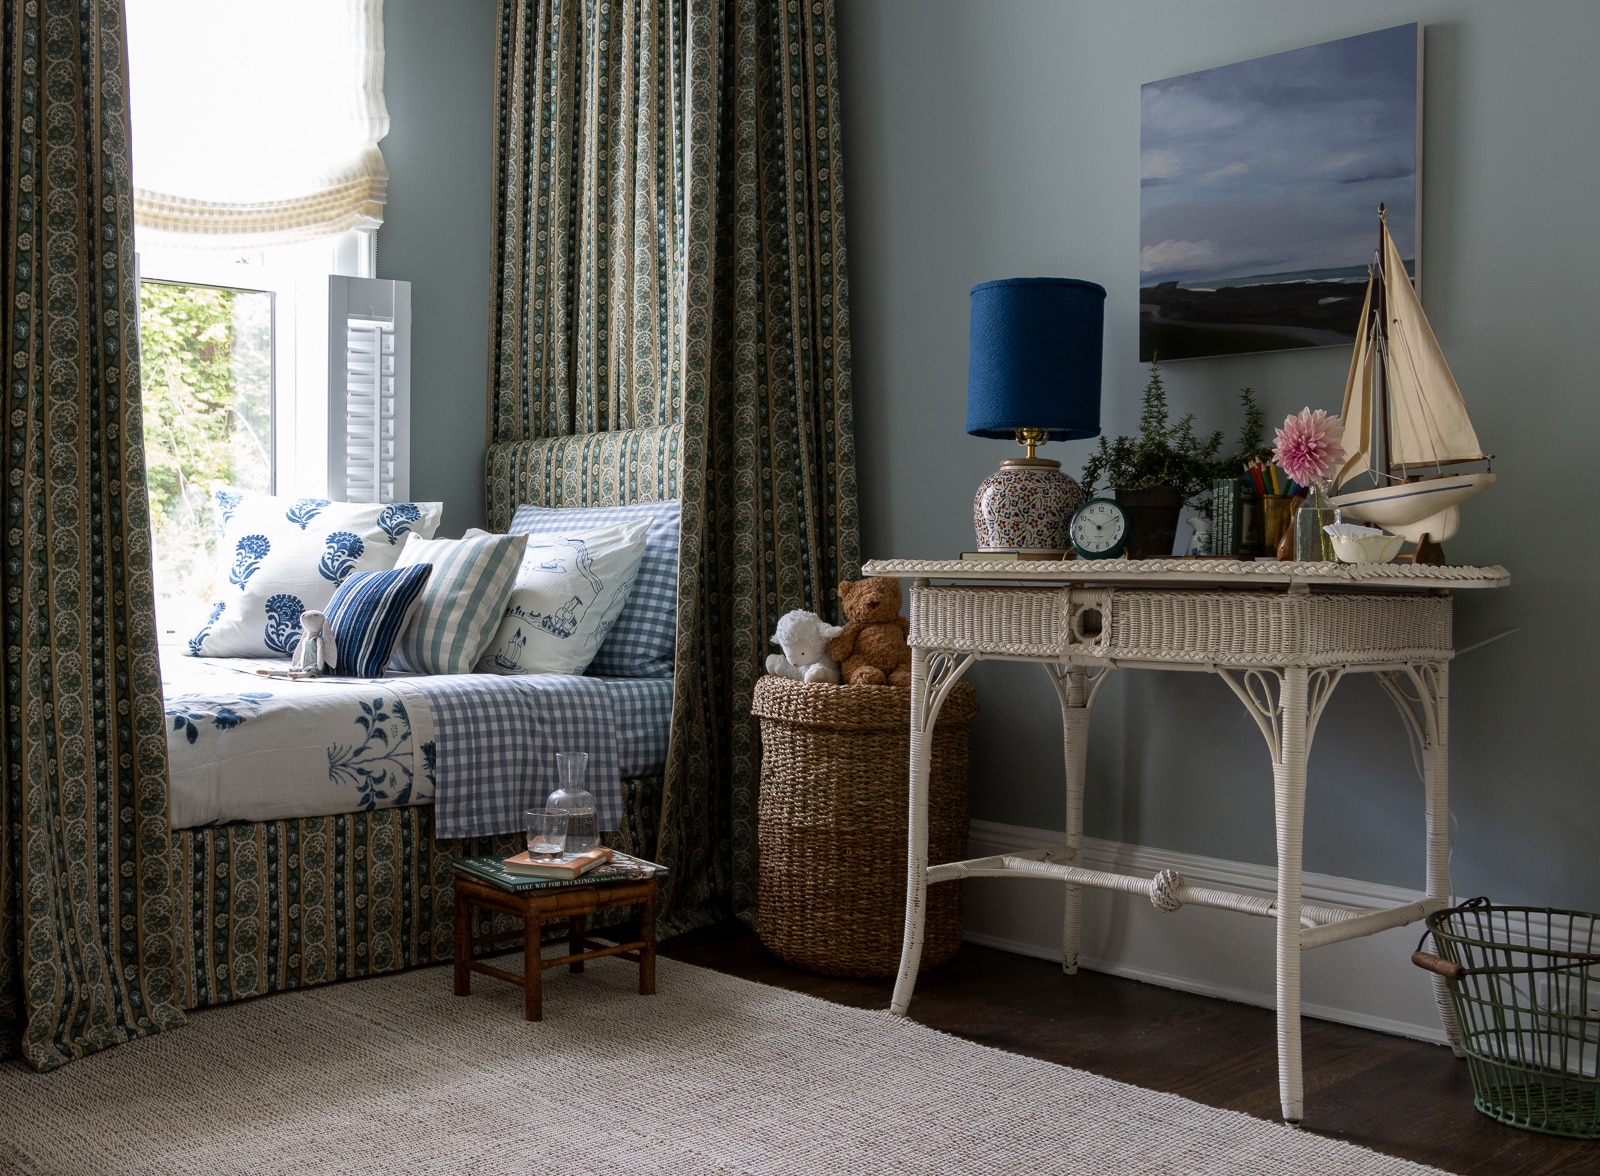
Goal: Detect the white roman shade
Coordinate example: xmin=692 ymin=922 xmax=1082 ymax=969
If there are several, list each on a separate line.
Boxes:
xmin=126 ymin=0 xmax=389 ymax=245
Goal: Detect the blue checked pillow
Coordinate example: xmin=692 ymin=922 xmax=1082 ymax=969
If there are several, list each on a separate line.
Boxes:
xmin=389 ymin=531 xmax=528 ymax=675
xmin=323 ymin=564 xmax=433 ymax=677
xmin=189 ymin=489 xmax=442 ymax=658
xmin=509 ymin=500 xmax=680 ymax=678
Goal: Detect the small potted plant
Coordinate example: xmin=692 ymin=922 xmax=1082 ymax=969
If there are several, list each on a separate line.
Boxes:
xmin=1225 ymin=387 xmax=1272 ymax=474
xmin=1080 ymin=359 xmax=1222 ymax=558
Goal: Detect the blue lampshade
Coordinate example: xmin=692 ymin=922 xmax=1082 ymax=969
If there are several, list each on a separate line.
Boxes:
xmin=965 ymin=277 xmax=1106 ymax=441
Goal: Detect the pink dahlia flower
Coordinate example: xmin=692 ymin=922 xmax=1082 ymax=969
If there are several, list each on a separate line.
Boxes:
xmin=1273 ymin=408 xmax=1344 ymax=487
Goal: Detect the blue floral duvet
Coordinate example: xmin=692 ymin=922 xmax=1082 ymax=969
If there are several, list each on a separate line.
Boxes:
xmin=160 ymin=656 xmax=666 ymax=835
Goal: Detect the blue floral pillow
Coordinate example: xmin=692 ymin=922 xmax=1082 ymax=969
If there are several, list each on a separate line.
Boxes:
xmin=189 ymin=489 xmax=443 ymax=658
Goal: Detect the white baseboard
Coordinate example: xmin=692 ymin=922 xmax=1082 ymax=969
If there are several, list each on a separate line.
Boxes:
xmin=961 ymin=819 xmax=1453 ymax=1044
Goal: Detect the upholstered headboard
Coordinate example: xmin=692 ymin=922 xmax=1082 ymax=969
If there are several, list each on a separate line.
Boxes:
xmin=483 ymin=424 xmax=682 ymax=531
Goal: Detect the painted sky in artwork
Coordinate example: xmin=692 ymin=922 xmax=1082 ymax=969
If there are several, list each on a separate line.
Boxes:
xmin=1140 ymin=25 xmax=1419 ymax=287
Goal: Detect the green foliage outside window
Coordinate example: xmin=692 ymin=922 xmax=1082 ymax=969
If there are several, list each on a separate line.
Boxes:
xmin=138 ymin=281 xmax=272 ymax=618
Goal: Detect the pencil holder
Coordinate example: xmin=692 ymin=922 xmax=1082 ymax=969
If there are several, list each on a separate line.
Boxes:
xmin=1261 ymin=494 xmax=1294 ymax=553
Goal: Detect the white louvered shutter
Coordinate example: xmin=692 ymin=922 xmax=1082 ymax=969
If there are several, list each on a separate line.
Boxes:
xmin=328 ymin=276 xmax=411 ymax=502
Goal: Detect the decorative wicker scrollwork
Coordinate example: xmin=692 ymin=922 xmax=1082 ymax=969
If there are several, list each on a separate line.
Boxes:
xmin=916 ymin=651 xmax=977 ymax=738
xmin=1217 ymin=666 xmax=1345 ymax=763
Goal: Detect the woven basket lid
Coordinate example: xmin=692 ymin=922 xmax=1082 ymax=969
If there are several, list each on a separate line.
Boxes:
xmin=750 ymin=675 xmax=978 ymax=730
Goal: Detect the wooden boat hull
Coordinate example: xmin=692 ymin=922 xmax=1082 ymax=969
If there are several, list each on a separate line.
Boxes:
xmin=1329 ymin=472 xmax=1494 ymax=542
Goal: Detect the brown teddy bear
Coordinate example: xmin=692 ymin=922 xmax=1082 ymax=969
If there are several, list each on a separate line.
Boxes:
xmin=828 ymin=576 xmax=912 ymax=686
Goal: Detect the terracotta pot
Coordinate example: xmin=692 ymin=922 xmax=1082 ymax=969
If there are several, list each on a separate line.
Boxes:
xmin=1115 ymin=485 xmax=1183 ymax=559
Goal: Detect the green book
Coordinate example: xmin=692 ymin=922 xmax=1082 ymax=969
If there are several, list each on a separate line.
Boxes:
xmin=453 ymin=852 xmax=667 ymax=892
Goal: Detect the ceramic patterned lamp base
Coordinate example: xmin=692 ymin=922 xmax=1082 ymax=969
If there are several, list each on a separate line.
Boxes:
xmin=973 ymin=458 xmax=1085 ymax=553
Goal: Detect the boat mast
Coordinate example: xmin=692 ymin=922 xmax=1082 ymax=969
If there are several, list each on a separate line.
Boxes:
xmin=1374 ymin=204 xmax=1394 ymax=484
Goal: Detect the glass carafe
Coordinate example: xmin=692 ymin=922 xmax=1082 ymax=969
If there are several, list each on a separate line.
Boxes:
xmin=547 ymin=751 xmax=598 ymax=852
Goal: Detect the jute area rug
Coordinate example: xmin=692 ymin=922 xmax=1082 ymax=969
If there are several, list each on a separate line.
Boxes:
xmin=1 ymin=955 xmax=1449 ymax=1176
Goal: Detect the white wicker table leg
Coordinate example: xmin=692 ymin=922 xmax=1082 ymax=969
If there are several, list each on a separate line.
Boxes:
xmin=1419 ymin=662 xmax=1461 ymax=1053
xmin=1274 ymin=665 xmax=1310 ymax=1124
xmin=1377 ymin=661 xmax=1462 ymax=1054
xmin=891 ymin=643 xmax=935 ymax=1016
xmin=1048 ymin=665 xmax=1093 ymax=975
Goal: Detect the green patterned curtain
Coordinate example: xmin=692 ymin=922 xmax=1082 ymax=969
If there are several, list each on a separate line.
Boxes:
xmin=1 ymin=0 xmax=186 ymax=1068
xmin=489 ymin=0 xmax=858 ymax=929
xmin=489 ymin=0 xmax=687 ymax=443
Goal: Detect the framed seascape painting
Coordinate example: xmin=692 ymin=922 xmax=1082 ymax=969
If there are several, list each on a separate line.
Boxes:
xmin=1139 ymin=24 xmax=1421 ymax=361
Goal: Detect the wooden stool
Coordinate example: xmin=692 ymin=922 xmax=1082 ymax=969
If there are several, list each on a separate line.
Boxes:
xmin=452 ymin=871 xmax=657 ymax=1021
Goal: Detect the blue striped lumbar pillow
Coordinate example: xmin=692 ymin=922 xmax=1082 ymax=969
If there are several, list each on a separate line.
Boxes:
xmin=323 ymin=563 xmax=433 ymax=678
xmin=388 ymin=531 xmax=529 ymax=675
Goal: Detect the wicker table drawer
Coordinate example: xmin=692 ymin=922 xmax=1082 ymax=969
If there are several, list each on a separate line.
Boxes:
xmin=910 ymin=584 xmax=1453 ymax=667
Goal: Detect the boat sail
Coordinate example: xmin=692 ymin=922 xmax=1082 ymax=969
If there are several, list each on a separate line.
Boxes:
xmin=1329 ymin=207 xmax=1493 ymax=548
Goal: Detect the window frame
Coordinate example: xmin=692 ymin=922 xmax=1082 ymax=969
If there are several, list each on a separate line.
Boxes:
xmin=136 ymin=228 xmax=376 ymax=498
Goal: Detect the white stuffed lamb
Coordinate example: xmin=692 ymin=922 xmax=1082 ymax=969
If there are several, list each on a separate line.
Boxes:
xmin=766 ymin=609 xmax=844 ymax=684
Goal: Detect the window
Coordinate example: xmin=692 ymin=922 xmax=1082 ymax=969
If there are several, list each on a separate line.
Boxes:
xmin=126 ymin=0 xmax=399 ymax=637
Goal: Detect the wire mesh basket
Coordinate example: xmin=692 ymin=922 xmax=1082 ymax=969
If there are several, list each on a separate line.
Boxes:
xmin=1412 ymin=898 xmax=1600 ymax=1138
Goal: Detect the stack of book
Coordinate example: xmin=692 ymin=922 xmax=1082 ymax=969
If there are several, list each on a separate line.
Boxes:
xmin=454 ymin=848 xmax=668 ymax=891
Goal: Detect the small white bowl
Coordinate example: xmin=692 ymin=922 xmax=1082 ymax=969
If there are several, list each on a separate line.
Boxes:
xmin=1330 ymin=532 xmax=1404 ymax=564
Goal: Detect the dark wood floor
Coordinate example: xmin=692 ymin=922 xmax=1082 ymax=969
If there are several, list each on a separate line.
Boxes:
xmin=662 ymin=926 xmax=1596 ymax=1176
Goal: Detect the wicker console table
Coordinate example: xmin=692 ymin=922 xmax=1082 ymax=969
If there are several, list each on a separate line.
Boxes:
xmin=861 ymin=557 xmax=1510 ymax=1124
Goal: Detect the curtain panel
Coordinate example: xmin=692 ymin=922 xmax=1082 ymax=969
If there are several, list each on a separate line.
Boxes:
xmin=488 ymin=0 xmax=687 ymax=443
xmin=1 ymin=0 xmax=186 ymax=1068
xmin=489 ymin=0 xmax=858 ymax=930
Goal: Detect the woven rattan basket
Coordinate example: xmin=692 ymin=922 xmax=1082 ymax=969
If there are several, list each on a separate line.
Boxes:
xmin=752 ymin=675 xmax=978 ymax=978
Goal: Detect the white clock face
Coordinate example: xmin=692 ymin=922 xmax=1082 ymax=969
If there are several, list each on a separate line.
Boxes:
xmin=1072 ymin=500 xmax=1127 ymax=552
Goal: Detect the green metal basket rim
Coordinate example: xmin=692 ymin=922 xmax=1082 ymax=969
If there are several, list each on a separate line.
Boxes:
xmin=1433 ymin=908 xmax=1593 ymax=953
xmin=1426 ymin=903 xmax=1600 ymax=966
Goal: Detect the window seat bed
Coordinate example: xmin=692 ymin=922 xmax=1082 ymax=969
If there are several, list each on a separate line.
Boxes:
xmin=166 ymin=424 xmax=683 ymax=1012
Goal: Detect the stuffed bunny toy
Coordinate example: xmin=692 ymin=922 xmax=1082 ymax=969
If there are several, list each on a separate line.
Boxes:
xmin=290 ymin=609 xmax=338 ymax=677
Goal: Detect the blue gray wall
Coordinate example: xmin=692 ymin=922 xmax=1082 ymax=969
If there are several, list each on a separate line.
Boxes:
xmin=379 ymin=0 xmax=496 ymax=536
xmin=380 ymin=0 xmax=1599 ymax=910
xmin=836 ymin=0 xmax=1600 ymax=907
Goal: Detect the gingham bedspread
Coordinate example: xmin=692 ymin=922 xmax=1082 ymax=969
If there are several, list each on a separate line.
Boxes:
xmin=397 ymin=671 xmax=671 ymax=839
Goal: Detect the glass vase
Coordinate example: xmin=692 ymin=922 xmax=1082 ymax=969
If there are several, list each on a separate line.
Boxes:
xmin=1293 ymin=483 xmax=1335 ymax=562
xmin=546 ymin=751 xmax=598 ymax=852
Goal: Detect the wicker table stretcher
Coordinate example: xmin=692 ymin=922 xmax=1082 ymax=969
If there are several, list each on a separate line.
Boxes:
xmin=862 ymin=557 xmax=1510 ymax=1125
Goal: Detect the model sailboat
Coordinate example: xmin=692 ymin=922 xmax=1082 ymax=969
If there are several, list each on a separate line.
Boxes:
xmin=1329 ymin=207 xmax=1493 ymax=560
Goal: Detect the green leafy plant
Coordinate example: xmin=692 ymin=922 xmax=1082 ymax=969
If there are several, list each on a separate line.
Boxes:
xmin=1230 ymin=387 xmax=1270 ymax=468
xmin=1080 ymin=359 xmax=1223 ymax=508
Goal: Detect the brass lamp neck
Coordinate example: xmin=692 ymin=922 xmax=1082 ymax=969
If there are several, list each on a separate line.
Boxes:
xmin=1015 ymin=427 xmax=1050 ymax=460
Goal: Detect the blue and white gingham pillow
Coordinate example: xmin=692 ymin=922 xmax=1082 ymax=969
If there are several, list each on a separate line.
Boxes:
xmin=509 ymin=500 xmax=680 ymax=678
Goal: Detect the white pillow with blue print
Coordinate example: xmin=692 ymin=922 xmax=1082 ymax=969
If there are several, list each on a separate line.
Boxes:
xmin=473 ymin=520 xmax=649 ymax=676
xmin=188 ymin=488 xmax=443 ymax=659
xmin=509 ymin=500 xmax=680 ymax=677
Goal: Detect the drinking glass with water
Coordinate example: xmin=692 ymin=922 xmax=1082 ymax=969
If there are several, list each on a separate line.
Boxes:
xmin=526 ymin=807 xmax=568 ymax=858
